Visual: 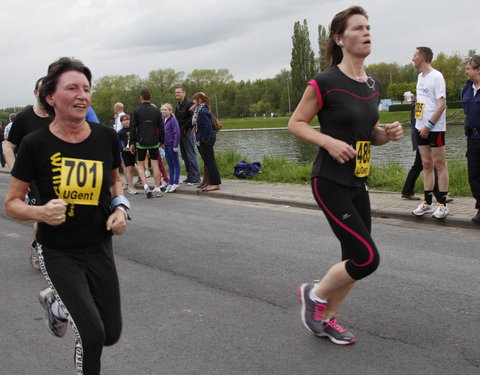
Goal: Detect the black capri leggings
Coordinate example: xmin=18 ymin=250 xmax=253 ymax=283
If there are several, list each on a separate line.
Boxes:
xmin=38 ymin=238 xmax=122 ymax=375
xmin=311 ymin=177 xmax=380 ymax=280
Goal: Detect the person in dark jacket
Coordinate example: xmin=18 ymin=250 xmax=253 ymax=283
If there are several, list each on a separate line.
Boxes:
xmin=462 ymin=55 xmax=480 ymax=223
xmin=130 ymin=88 xmax=164 ymax=198
xmin=175 ymin=87 xmax=201 ymax=184
xmin=192 ymin=92 xmax=221 ymax=191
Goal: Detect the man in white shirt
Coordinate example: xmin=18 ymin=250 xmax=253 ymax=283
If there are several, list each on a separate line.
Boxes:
xmin=411 ymin=47 xmax=449 ymax=219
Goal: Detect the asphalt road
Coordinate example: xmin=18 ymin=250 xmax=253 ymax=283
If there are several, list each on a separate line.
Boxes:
xmin=0 ymin=173 xmax=479 ymax=375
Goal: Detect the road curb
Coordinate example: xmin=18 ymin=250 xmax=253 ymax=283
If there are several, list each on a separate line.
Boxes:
xmin=174 ymin=187 xmax=480 ymax=230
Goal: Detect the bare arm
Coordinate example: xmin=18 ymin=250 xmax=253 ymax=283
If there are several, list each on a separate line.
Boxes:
xmin=3 ymin=141 xmax=16 ymax=171
xmin=288 ymin=85 xmax=356 ymax=163
xmin=106 ymin=168 xmax=127 ymax=235
xmin=4 ymin=177 xmax=67 ymax=225
xmin=430 ymin=97 xmax=447 ymax=125
xmin=419 ymin=97 xmax=446 ymax=139
xmin=371 ymin=121 xmax=404 ymax=146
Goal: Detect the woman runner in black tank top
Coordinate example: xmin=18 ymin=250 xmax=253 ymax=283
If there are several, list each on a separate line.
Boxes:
xmin=288 ymin=6 xmax=403 ymax=345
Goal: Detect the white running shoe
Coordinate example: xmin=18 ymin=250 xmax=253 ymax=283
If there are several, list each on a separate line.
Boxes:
xmin=168 ymin=184 xmax=179 ymax=193
xmin=412 ymin=201 xmax=435 ymax=216
xmin=144 ymin=188 xmax=153 ymax=198
xmin=153 ymin=188 xmax=163 ymax=198
xmin=38 ymin=287 xmax=68 ymax=337
xmin=28 ymin=240 xmax=40 ymax=270
xmin=127 ymin=187 xmax=138 ymax=195
xmin=145 ymin=169 xmax=151 ymax=178
xmin=432 ymin=204 xmax=448 ymax=219
xmin=165 ymin=185 xmax=172 ymax=193
xmin=160 ymin=181 xmax=168 ymax=190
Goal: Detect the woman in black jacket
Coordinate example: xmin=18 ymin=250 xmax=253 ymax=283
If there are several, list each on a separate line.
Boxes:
xmin=192 ymin=92 xmax=221 ymax=191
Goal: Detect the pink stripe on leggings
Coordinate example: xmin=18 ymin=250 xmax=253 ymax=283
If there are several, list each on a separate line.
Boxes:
xmin=312 ymin=178 xmax=374 ymax=267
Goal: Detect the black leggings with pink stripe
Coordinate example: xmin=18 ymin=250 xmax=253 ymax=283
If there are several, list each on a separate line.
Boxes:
xmin=312 ymin=177 xmax=380 ymax=280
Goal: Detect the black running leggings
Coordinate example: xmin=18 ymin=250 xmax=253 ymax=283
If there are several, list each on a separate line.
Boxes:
xmin=38 ymin=238 xmax=122 ymax=375
xmin=312 ymin=177 xmax=380 ymax=280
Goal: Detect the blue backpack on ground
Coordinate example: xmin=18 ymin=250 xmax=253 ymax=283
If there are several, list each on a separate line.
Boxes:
xmin=233 ymin=161 xmax=262 ymax=179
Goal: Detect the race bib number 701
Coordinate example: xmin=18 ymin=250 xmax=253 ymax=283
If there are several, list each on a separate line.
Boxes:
xmin=59 ymin=157 xmax=103 ymax=205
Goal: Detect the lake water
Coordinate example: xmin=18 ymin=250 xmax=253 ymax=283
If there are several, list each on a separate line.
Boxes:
xmin=216 ymin=125 xmax=467 ymax=168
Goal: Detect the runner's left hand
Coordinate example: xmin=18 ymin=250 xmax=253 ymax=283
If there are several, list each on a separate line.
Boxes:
xmin=384 ymin=121 xmax=403 ymax=141
xmin=106 ymin=209 xmax=126 ymax=235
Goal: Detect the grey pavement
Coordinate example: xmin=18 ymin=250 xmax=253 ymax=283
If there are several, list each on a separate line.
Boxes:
xmin=1 ymin=165 xmax=478 ymax=229
xmin=169 ymin=177 xmax=480 ymax=230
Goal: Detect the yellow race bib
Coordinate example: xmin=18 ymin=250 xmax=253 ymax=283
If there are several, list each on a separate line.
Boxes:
xmin=58 ymin=157 xmax=103 ymax=205
xmin=354 ymin=141 xmax=371 ymax=178
xmin=414 ymin=102 xmax=424 ymax=120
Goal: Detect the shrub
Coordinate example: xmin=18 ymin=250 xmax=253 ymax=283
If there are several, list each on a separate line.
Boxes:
xmin=389 ymin=104 xmax=412 ymax=112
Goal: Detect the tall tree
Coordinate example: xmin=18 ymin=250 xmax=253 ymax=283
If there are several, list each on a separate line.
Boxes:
xmin=290 ymin=19 xmax=316 ymax=107
xmin=317 ymin=24 xmax=328 ymax=72
xmin=146 ymin=68 xmax=184 ymax=105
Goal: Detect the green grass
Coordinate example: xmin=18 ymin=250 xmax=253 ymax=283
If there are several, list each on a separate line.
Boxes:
xmin=215 ymin=150 xmax=471 ymax=196
xmin=219 ymin=109 xmax=465 ymax=130
xmin=220 ymin=117 xmax=289 ymax=130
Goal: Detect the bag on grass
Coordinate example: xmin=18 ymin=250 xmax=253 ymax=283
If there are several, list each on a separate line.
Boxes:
xmin=233 ymin=160 xmax=262 ymax=179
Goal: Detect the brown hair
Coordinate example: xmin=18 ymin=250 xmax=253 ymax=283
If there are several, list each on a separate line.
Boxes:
xmin=39 ymin=57 xmax=92 ymax=116
xmin=416 ymin=47 xmax=433 ymax=63
xmin=120 ymin=114 xmax=130 ymax=122
xmin=140 ymin=88 xmax=151 ymax=101
xmin=326 ymin=6 xmax=368 ymax=68
xmin=192 ymin=92 xmax=210 ymax=107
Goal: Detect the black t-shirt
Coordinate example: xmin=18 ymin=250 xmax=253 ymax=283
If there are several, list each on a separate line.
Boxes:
xmin=12 ymin=122 xmax=121 ymax=250
xmin=309 ymin=66 xmax=381 ymax=187
xmin=7 ymin=106 xmax=53 ymax=147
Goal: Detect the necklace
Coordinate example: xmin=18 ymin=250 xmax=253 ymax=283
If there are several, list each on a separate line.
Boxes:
xmin=355 ymin=75 xmax=375 ymax=89
xmin=345 ymin=56 xmax=375 ymax=89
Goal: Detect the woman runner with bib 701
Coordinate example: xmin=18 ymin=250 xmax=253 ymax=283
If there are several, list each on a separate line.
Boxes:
xmin=4 ymin=57 xmax=129 ymax=374
xmin=288 ymin=6 xmax=403 ymax=345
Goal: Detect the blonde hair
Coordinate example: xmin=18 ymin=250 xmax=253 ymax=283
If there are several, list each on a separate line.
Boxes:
xmin=161 ymin=103 xmax=174 ymax=112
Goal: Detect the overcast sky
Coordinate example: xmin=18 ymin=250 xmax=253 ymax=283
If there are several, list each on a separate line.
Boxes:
xmin=0 ymin=0 xmax=478 ymax=109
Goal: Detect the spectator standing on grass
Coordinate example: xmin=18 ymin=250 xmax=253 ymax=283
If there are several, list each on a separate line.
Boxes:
xmin=461 ymin=55 xmax=480 ymax=223
xmin=410 ymin=47 xmax=449 ymax=219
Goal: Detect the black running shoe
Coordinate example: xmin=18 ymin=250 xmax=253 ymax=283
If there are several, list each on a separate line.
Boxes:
xmin=297 ymin=283 xmax=328 ymax=335
xmin=319 ymin=315 xmax=356 ymax=345
xmin=38 ymin=288 xmax=68 ymax=337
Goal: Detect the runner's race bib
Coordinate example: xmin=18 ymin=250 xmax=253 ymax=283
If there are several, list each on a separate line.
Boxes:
xmin=415 ymin=102 xmax=424 ymax=119
xmin=59 ymin=158 xmax=103 ymax=205
xmin=354 ymin=141 xmax=371 ymax=178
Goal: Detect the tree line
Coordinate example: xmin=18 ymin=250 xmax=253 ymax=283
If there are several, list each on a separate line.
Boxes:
xmin=0 ymin=20 xmax=475 ymax=125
